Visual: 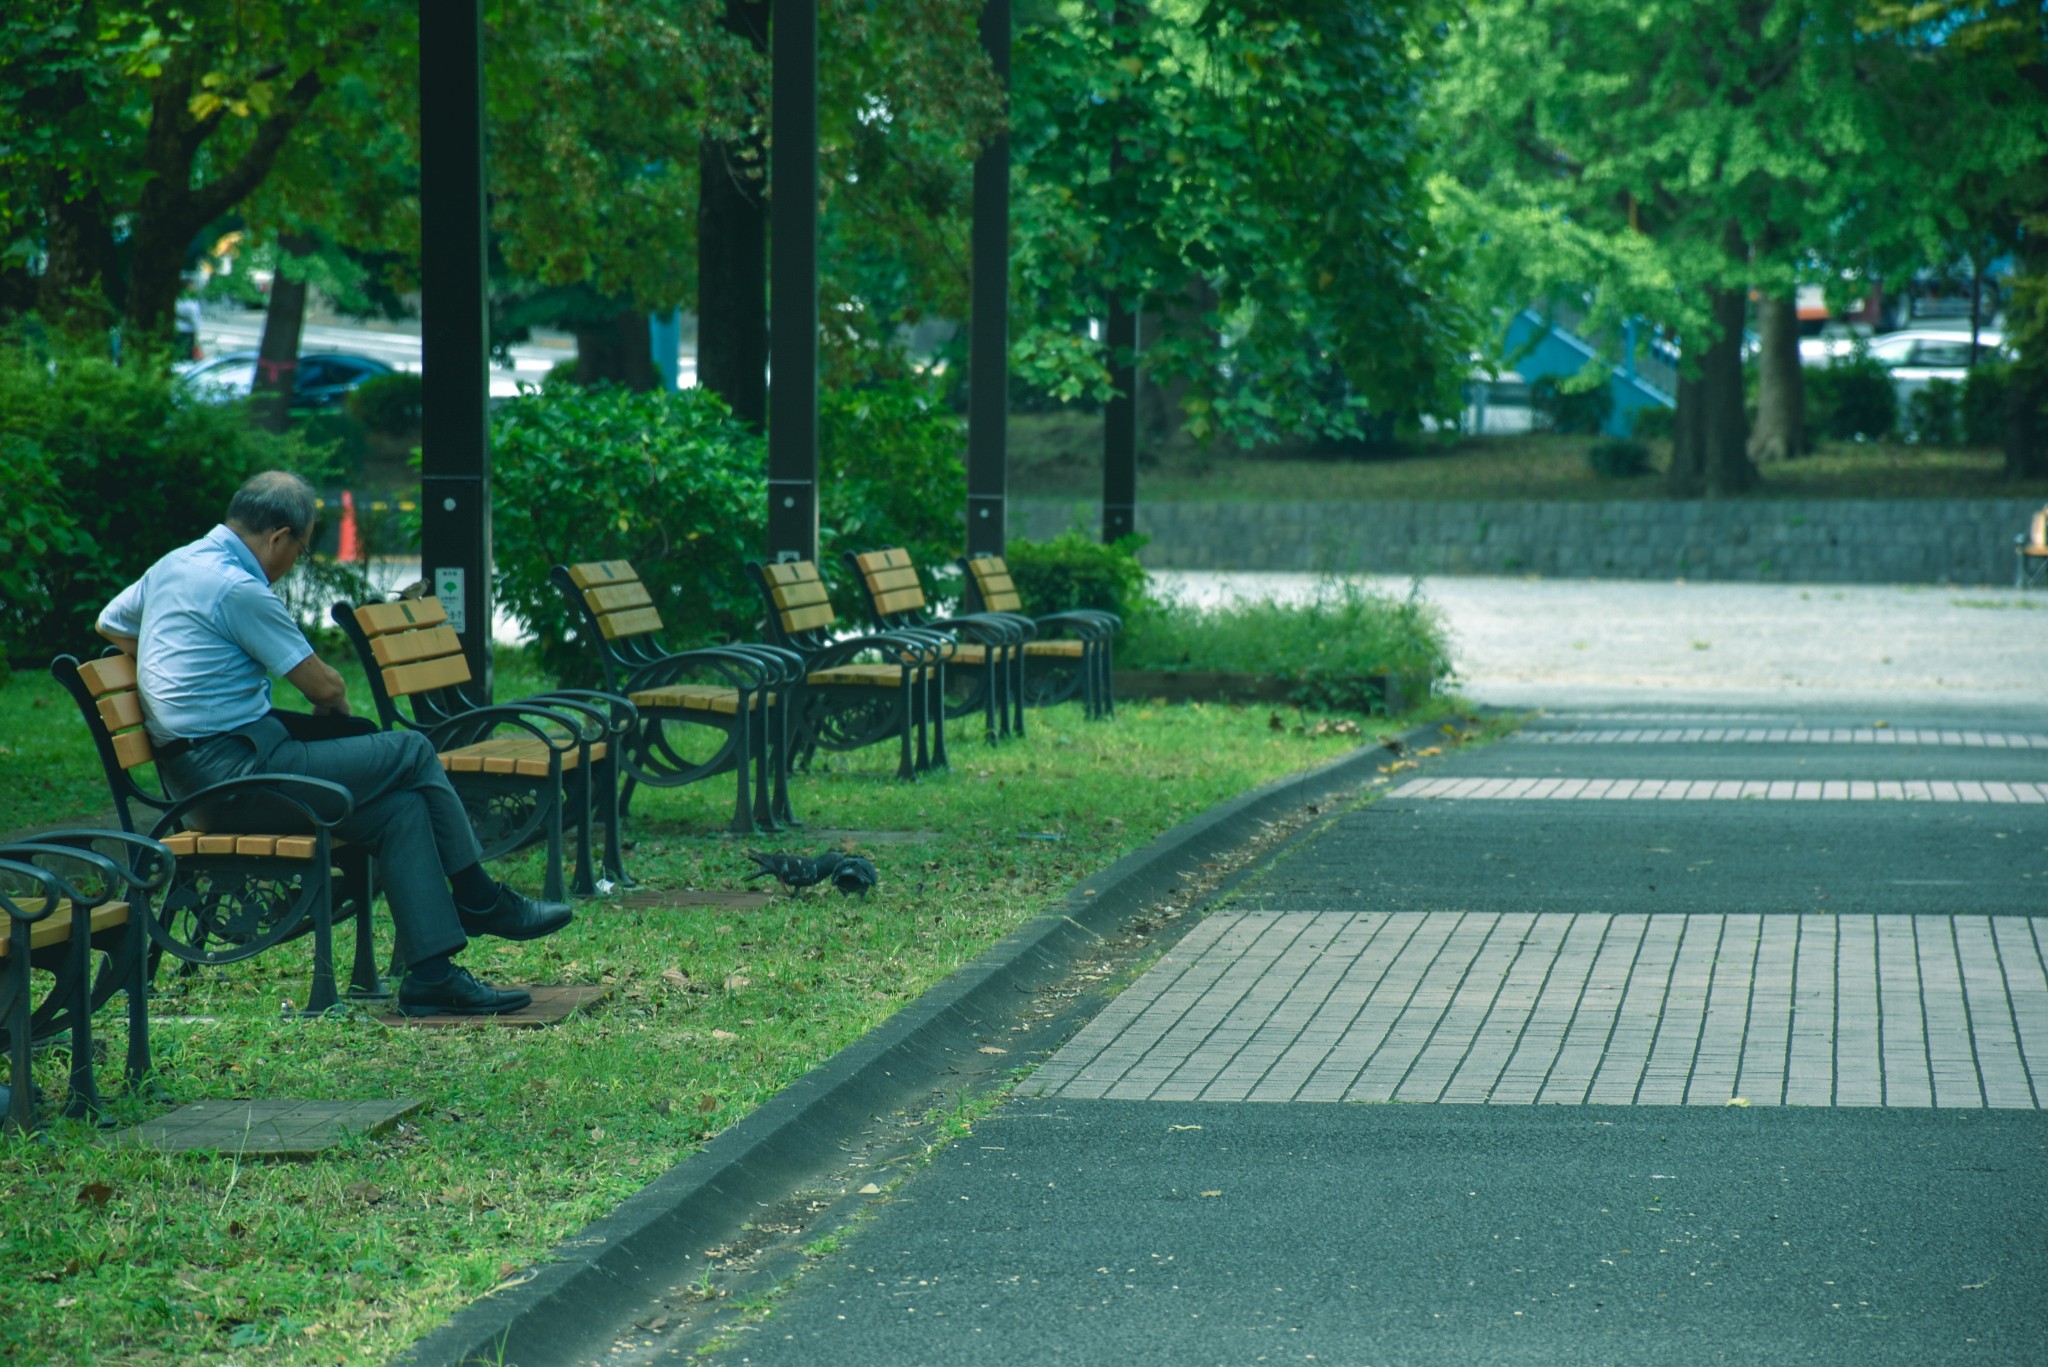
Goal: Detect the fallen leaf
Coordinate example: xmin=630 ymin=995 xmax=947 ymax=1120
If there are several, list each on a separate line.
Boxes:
xmin=1417 ymin=745 xmax=1442 ymax=757
xmin=858 ymin=1182 xmax=883 ymax=1195
xmin=1200 ymin=1190 xmax=1223 ymax=1198
xmin=1268 ymin=713 xmax=1284 ymax=731
xmin=344 ymin=1182 xmax=383 ymax=1204
xmin=76 ymin=1183 xmax=114 ymax=1208
xmin=724 ymin=973 xmax=751 ymax=990
xmin=711 ymin=1029 xmax=737 ymax=1041
xmin=54 ymin=1296 xmax=78 ymax=1310
xmin=653 ymin=1098 xmax=673 ymax=1116
xmin=1725 ymin=1097 xmax=1751 ymax=1108
xmin=1169 ymin=1124 xmax=1202 ymax=1132
xmin=661 ymin=968 xmax=693 ymax=991
xmin=589 ymin=1127 xmax=606 ymax=1141
xmin=978 ymin=1046 xmax=1008 ymax=1055
xmin=698 ymin=1095 xmax=718 ymax=1114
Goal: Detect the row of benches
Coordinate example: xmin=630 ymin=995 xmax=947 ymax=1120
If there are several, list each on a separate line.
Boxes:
xmin=4 ymin=549 xmax=1118 ymax=1131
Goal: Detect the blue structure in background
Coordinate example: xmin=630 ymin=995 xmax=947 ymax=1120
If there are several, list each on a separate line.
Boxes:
xmin=649 ymin=309 xmax=683 ymax=390
xmin=1498 ymin=307 xmax=1675 ymax=437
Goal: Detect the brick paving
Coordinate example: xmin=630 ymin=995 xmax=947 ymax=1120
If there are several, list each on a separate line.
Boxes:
xmin=1523 ymin=727 xmax=2048 ymax=748
xmin=1391 ymin=775 xmax=2048 ymax=802
xmin=1021 ymin=910 xmax=2048 ymax=1109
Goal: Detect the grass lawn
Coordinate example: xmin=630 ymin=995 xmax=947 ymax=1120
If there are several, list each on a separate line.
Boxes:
xmin=0 ymin=644 xmax=1482 ymax=1365
xmin=1007 ymin=412 xmax=2048 ymax=503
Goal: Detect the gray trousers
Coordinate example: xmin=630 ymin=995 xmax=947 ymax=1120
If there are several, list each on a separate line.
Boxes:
xmin=159 ymin=717 xmax=475 ymax=964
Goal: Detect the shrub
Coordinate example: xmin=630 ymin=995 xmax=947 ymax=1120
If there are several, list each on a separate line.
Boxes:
xmin=346 ymin=371 xmax=425 ymax=435
xmin=1630 ymin=406 xmax=1675 ymax=442
xmin=1963 ymin=362 xmax=2011 ymax=446
xmin=1805 ymin=356 xmax=1896 ymax=440
xmin=1119 ymin=576 xmax=1454 ymax=715
xmin=489 ymin=384 xmax=768 ymax=686
xmin=1002 ymin=531 xmax=1157 ymax=624
xmin=1585 ymin=439 xmax=1652 ymax=479
xmin=1530 ymin=376 xmax=1614 ymax=435
xmin=816 ymin=380 xmax=968 ymax=612
xmin=1904 ymin=378 xmax=1963 ymax=446
xmin=0 ymin=326 xmax=334 ymax=665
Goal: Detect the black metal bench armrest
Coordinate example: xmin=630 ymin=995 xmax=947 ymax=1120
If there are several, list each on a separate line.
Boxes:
xmin=811 ymin=631 xmax=948 ymax=670
xmin=0 ymin=831 xmax=176 ymax=896
xmin=523 ymin=689 xmax=639 ymax=738
xmin=0 ymin=857 xmax=73 ymax=922
xmin=421 ymin=703 xmax=588 ymax=753
xmin=920 ymin=613 xmax=1028 ymax=646
xmin=149 ymin=773 xmax=357 ymax=834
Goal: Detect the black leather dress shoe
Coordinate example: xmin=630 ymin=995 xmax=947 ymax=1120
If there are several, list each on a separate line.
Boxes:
xmin=458 ymin=885 xmax=573 ymax=942
xmin=397 ymin=966 xmax=533 ymax=1017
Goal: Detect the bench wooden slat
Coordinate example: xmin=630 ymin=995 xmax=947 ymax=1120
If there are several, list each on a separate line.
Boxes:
xmin=383 ymin=654 xmax=472 ymax=698
xmin=1024 ymin=639 xmax=1086 ymax=659
xmin=112 ymin=729 xmax=155 ymax=771
xmin=355 ymin=598 xmax=450 ymax=636
xmin=0 ymin=900 xmax=130 ymax=958
xmin=863 ymin=565 xmax=921 ymax=594
xmin=567 ymin=560 xmax=639 ymax=590
xmin=969 ymin=561 xmax=1026 ymax=613
xmin=585 ymin=582 xmax=655 ymax=613
xmin=780 ymin=603 xmax=837 ymax=634
xmin=871 ymin=587 xmax=927 ymax=617
xmin=96 ymin=691 xmax=146 ymax=732
xmin=854 ymin=548 xmax=913 ymax=572
xmin=599 ymin=607 xmax=666 ymax=641
xmin=630 ymin=685 xmax=766 ymax=714
xmin=809 ymin=665 xmax=916 ymax=687
xmin=368 ymin=623 xmax=463 ymax=668
xmin=438 ymin=737 xmax=602 ymax=778
xmin=758 ymin=561 xmax=814 ymax=588
xmin=78 ymin=654 xmax=138 ymax=698
xmin=770 ymin=578 xmax=832 ymax=610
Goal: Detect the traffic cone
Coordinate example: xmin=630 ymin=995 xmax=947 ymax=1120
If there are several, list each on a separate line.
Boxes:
xmin=338 ymin=490 xmax=361 ymax=563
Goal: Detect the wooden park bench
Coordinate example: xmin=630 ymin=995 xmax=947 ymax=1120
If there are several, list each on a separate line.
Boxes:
xmin=2017 ymin=505 xmax=2047 ymax=589
xmin=1 ymin=831 xmax=169 ymax=1131
xmin=842 ymin=547 xmax=1025 ymax=744
xmin=53 ymin=653 xmax=377 ymax=1017
xmin=959 ymin=552 xmax=1120 ymax=720
xmin=747 ymin=558 xmax=952 ymax=780
xmin=550 ymin=560 xmax=800 ymax=833
xmin=332 ymin=596 xmax=632 ymax=900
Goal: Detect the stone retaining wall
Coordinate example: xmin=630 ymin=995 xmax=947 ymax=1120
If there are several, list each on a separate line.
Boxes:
xmin=1012 ymin=498 xmax=2039 ymax=586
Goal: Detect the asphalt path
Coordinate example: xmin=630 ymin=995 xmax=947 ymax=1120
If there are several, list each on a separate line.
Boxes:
xmin=699 ymin=700 xmax=2048 ymax=1365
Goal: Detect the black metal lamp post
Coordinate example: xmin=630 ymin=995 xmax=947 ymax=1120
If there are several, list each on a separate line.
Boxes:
xmin=418 ymin=0 xmax=494 ymax=692
xmin=767 ymin=0 xmax=820 ymax=565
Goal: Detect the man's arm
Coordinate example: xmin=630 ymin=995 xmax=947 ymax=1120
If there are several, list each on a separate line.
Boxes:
xmin=98 ymin=577 xmax=146 ymax=655
xmin=283 ymin=654 xmax=353 ymax=716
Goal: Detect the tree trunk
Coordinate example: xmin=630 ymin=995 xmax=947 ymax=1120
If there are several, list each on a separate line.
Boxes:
xmin=1748 ymin=292 xmax=1802 ymax=463
xmin=574 ymin=309 xmax=660 ymax=391
xmin=2004 ymin=222 xmax=2048 ymax=480
xmin=695 ymin=0 xmax=770 ymax=430
xmin=1667 ymin=222 xmax=1758 ymax=498
xmin=251 ymin=235 xmax=315 ymax=434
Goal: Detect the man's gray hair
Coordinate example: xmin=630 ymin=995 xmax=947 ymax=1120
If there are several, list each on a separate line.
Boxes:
xmin=226 ymin=470 xmax=318 ymax=538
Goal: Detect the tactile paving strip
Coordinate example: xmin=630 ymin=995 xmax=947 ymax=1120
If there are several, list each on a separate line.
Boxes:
xmin=1021 ymin=911 xmax=2048 ymax=1108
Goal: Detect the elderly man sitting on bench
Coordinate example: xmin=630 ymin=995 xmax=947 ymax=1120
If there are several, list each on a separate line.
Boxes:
xmin=95 ymin=470 xmax=569 ymax=1016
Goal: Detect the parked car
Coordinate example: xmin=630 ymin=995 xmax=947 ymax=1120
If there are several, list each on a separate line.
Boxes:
xmin=1799 ymin=327 xmax=2006 ymax=372
xmin=174 ymin=350 xmax=396 ymax=409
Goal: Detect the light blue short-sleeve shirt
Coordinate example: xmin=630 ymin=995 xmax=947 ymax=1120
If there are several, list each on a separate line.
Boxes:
xmin=97 ymin=525 xmax=315 ymax=742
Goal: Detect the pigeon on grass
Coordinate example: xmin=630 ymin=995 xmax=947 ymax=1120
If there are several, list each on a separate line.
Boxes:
xmin=743 ymin=848 xmax=845 ymax=895
xmin=831 ymin=855 xmax=878 ymax=900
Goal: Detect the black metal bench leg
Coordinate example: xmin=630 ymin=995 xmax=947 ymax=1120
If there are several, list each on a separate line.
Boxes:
xmin=302 ymin=894 xmax=340 ymax=1016
xmin=728 ymin=705 xmax=757 ymax=835
xmin=62 ymin=920 xmax=102 ymax=1119
xmin=770 ymin=694 xmax=799 ymax=826
xmin=928 ymin=668 xmax=948 ymax=770
xmin=345 ymin=855 xmax=385 ymax=999
xmin=568 ymin=753 xmax=599 ymax=897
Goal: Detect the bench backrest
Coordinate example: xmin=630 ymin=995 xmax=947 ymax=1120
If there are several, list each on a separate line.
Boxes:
xmin=51 ymin=653 xmax=171 ymax=837
xmin=338 ymin=596 xmax=477 ymax=729
xmin=846 ymin=548 xmax=930 ymax=627
xmin=563 ymin=560 xmax=666 ymax=644
xmin=962 ymin=555 xmax=1026 ymax=615
xmin=754 ymin=559 xmax=840 ymax=650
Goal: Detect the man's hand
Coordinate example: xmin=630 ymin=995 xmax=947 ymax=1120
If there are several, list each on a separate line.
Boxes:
xmin=284 ymin=654 xmax=352 ymax=716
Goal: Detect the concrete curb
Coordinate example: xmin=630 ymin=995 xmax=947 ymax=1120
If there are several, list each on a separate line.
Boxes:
xmin=398 ymin=722 xmax=1441 ymax=1367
